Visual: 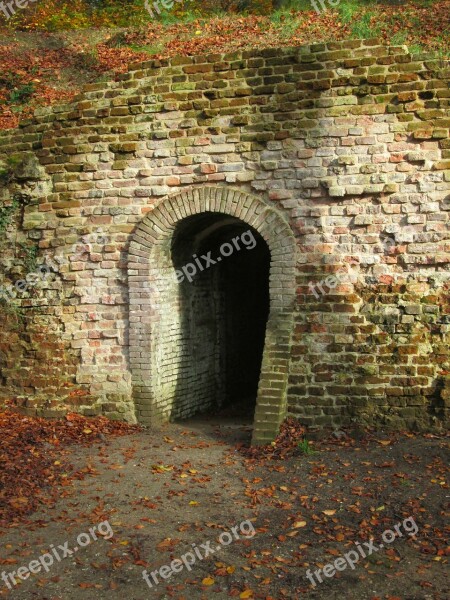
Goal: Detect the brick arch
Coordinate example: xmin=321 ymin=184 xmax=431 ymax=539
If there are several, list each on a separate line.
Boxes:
xmin=128 ymin=186 xmax=296 ymax=445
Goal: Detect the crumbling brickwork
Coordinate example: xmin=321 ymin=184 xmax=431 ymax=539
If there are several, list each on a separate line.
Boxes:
xmin=0 ymin=39 xmax=448 ymax=443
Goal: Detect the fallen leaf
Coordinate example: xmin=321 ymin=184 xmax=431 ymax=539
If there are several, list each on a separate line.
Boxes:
xmin=293 ymin=521 xmax=307 ymax=528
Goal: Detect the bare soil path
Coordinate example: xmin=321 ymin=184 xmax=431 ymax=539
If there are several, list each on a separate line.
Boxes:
xmin=0 ymin=417 xmax=448 ymax=599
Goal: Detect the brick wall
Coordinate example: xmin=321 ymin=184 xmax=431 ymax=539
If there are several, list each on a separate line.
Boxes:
xmin=0 ymin=39 xmax=448 ymax=443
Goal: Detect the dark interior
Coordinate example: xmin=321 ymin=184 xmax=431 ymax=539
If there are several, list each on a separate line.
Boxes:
xmin=171 ymin=212 xmax=270 ymax=418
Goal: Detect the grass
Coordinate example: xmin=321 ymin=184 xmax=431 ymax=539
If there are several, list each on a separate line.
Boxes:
xmin=297 ymin=438 xmax=316 ymax=455
xmin=350 ymin=11 xmax=381 ymax=38
xmin=269 ymin=0 xmax=385 ymax=40
xmin=270 ymin=13 xmax=304 ymax=37
xmin=338 ymin=1 xmax=381 ymax=38
xmin=75 ymin=48 xmax=100 ymax=69
xmin=9 ymin=83 xmax=35 ymax=104
xmin=340 ymin=0 xmax=360 ymax=23
xmin=271 ymin=0 xmax=312 ymax=15
xmin=0 ymin=1 xmax=447 ymax=132
xmin=129 ymin=42 xmax=165 ymax=55
xmin=105 ymin=31 xmax=128 ymax=48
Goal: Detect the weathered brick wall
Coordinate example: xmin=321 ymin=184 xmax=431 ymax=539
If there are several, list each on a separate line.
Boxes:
xmin=0 ymin=39 xmax=448 ymax=441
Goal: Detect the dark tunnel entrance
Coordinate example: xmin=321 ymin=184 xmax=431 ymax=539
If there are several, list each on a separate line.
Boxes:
xmin=171 ymin=212 xmax=271 ymax=420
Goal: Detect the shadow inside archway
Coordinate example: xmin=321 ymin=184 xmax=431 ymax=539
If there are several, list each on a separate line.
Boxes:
xmin=170 ymin=212 xmax=271 ymax=430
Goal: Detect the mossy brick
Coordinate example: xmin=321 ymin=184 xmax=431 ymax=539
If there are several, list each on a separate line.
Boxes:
xmin=367 ymin=75 xmax=386 ymax=84
xmin=434 ymin=118 xmax=450 ymax=128
xmin=277 ymin=83 xmax=296 ymax=94
xmin=407 ymin=121 xmax=431 ymax=132
xmin=416 ymin=109 xmax=444 ymax=120
xmin=184 ymin=64 xmax=213 ymax=74
xmin=434 ymin=160 xmax=450 ymax=170
xmin=110 ymin=142 xmax=138 ymax=153
xmin=110 ymin=107 xmax=130 ymax=116
xmin=375 ymin=93 xmax=396 ymax=104
xmin=313 ymin=80 xmax=331 ymax=90
xmin=398 ymin=91 xmax=417 ymax=102
xmin=172 ymin=82 xmax=196 ymax=91
xmin=432 ymin=129 xmax=449 ymax=139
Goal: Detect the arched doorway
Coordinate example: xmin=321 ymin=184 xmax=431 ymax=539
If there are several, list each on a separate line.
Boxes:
xmin=128 ymin=186 xmax=296 ymax=445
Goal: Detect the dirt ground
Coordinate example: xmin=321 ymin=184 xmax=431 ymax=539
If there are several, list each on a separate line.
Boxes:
xmin=0 ymin=417 xmax=448 ymax=600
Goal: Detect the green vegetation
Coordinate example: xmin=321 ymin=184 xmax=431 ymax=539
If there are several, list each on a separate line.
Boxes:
xmin=18 ymin=242 xmax=39 ymax=274
xmin=297 ymin=438 xmax=316 ymax=455
xmin=0 ymin=301 xmax=26 ymax=328
xmin=0 ymin=0 xmax=447 ymax=37
xmin=270 ymin=7 xmax=305 ymax=37
xmin=0 ymin=197 xmax=20 ymax=233
xmin=8 ymin=83 xmax=35 ymax=104
xmin=0 ymin=1 xmax=447 ymax=130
